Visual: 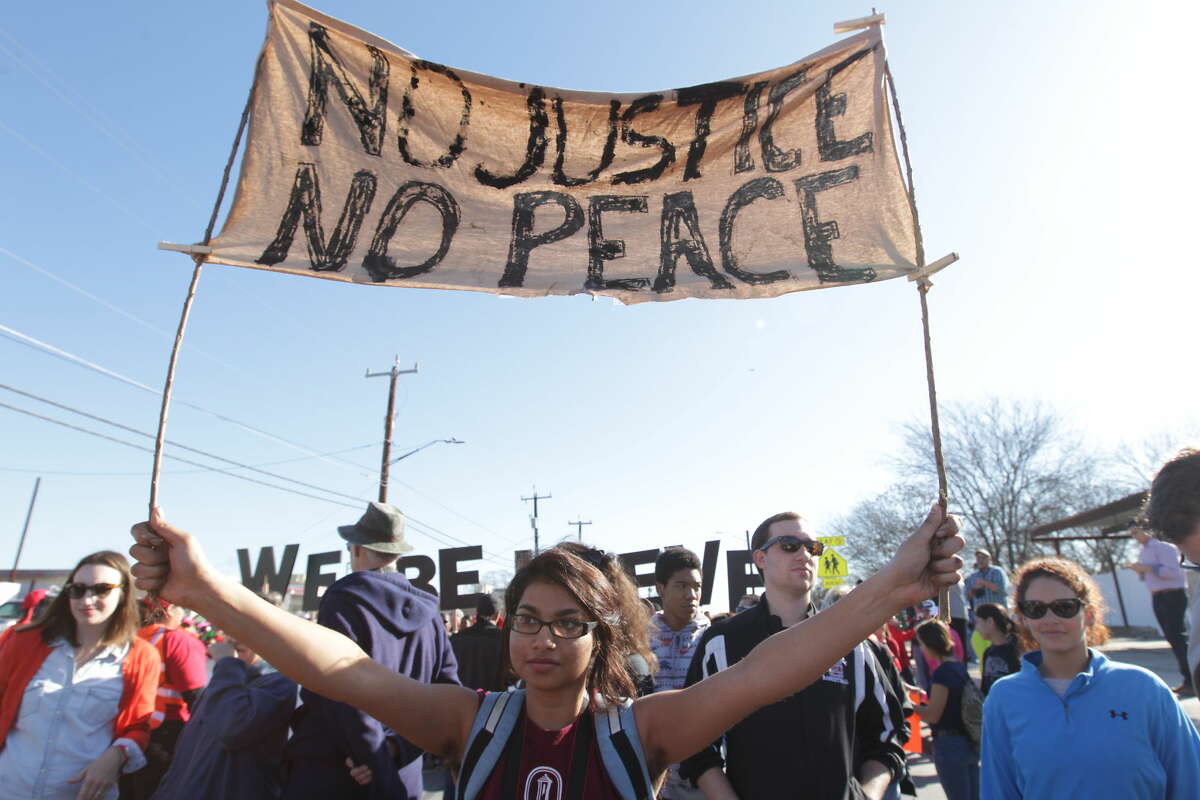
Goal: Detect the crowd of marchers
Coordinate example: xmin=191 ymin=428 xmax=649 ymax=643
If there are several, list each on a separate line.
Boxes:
xmin=3 ymin=450 xmax=1200 ymax=800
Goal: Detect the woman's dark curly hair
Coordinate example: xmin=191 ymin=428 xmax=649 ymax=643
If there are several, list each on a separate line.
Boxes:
xmin=503 ymin=546 xmax=647 ymax=706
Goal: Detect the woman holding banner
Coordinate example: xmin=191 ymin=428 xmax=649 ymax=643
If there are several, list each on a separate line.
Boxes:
xmin=128 ymin=505 xmax=962 ymax=799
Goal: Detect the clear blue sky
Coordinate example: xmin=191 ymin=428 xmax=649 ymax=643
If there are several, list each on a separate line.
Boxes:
xmin=2 ymin=0 xmax=1196 ymax=610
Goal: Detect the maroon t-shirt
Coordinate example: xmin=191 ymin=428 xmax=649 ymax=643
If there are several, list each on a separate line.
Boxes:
xmin=478 ymin=707 xmax=621 ymax=800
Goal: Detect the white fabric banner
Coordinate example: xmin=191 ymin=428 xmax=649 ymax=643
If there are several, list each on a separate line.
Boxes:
xmin=208 ymin=0 xmax=919 ymax=303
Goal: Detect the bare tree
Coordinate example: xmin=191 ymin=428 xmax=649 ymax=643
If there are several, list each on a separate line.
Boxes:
xmin=832 ymin=399 xmax=1151 ymax=579
xmin=831 ymin=481 xmax=931 ymax=578
xmin=894 ymin=398 xmax=1105 ymax=572
xmin=1107 ymin=428 xmax=1200 ymax=492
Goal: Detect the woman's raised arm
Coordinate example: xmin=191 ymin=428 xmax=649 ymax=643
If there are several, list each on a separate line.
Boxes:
xmin=634 ymin=503 xmax=963 ymax=770
xmin=129 ymin=512 xmax=478 ymax=758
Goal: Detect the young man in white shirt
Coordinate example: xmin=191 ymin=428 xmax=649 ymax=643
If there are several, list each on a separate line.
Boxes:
xmin=650 ymin=547 xmax=709 ymax=800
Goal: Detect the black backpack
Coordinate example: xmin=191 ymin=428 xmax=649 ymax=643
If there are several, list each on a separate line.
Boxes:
xmin=960 ymin=675 xmax=985 ymax=747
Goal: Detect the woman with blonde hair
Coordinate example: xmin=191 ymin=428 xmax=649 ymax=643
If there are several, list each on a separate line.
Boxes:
xmin=128 ymin=505 xmax=962 ymax=799
xmin=981 ymin=557 xmax=1200 ymax=799
xmin=0 ymin=551 xmax=160 ymax=800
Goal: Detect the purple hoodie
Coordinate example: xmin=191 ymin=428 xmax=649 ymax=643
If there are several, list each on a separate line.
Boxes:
xmin=283 ymin=570 xmax=459 ymax=800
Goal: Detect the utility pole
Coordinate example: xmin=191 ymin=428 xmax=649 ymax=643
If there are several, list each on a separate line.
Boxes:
xmin=568 ymin=519 xmax=592 ymax=542
xmin=521 ymin=487 xmax=552 ymax=554
xmin=10 ymin=477 xmax=40 ymax=581
xmin=365 ymin=356 xmax=418 ymax=503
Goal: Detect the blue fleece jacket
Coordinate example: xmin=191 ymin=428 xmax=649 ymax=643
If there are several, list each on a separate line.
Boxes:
xmin=981 ymin=649 xmax=1200 ymax=799
xmin=283 ymin=570 xmax=459 ymax=800
xmin=151 ymin=657 xmax=296 ymax=800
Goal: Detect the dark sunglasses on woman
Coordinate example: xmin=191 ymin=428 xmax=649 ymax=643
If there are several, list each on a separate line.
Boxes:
xmin=756 ymin=535 xmax=825 ymax=556
xmin=1017 ymin=598 xmax=1082 ymax=619
xmin=66 ymin=582 xmax=122 ymax=599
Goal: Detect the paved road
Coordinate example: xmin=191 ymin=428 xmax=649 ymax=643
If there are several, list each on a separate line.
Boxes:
xmin=420 ymin=636 xmax=1198 ymax=799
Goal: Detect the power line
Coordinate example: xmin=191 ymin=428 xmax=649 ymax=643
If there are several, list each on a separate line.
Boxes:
xmin=0 ymin=325 xmax=514 ymax=564
xmin=0 ymin=384 xmax=514 ymax=567
xmin=0 ymin=443 xmax=378 ymax=477
xmin=0 ymin=322 xmax=377 ymax=477
xmin=0 ymin=25 xmax=184 ymax=193
xmin=0 ymin=400 xmax=361 ymax=509
xmin=0 ymin=118 xmax=159 ymax=235
xmin=1 ymin=247 xmax=239 ymax=371
xmin=0 ymin=383 xmax=371 ymax=506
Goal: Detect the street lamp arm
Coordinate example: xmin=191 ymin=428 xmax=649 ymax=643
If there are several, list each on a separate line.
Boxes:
xmin=388 ymin=438 xmax=464 ymax=465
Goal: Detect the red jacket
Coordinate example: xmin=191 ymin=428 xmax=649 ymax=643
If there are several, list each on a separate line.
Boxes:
xmin=0 ymin=627 xmax=160 ymax=751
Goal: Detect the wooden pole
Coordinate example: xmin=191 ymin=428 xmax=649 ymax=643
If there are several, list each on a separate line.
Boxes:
xmin=10 ymin=477 xmax=40 ymax=581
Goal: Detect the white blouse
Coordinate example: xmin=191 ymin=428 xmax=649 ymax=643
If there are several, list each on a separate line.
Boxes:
xmin=0 ymin=638 xmax=146 ymax=800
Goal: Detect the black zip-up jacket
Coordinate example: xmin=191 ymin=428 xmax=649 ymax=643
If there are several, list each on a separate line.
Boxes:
xmin=678 ymin=596 xmax=906 ymax=799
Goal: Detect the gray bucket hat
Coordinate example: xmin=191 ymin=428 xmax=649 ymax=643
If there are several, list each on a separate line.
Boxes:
xmin=337 ymin=502 xmax=412 ymax=554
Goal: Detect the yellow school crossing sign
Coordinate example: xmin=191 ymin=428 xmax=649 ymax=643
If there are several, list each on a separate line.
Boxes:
xmin=817 ymin=537 xmax=849 ymax=587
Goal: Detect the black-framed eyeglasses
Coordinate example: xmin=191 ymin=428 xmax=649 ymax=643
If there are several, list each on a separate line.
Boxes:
xmin=1017 ymin=598 xmax=1083 ymax=619
xmin=508 ymin=613 xmax=599 ymax=639
xmin=756 ymin=535 xmax=824 ymax=557
xmin=66 ymin=582 xmax=123 ymax=600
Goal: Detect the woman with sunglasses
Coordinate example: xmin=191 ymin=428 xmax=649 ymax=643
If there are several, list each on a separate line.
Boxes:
xmin=981 ymin=557 xmax=1200 ymax=800
xmin=0 ymin=551 xmax=160 ymax=800
xmin=128 ymin=505 xmax=962 ymax=799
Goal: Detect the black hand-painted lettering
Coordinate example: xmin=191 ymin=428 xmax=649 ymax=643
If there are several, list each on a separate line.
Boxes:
xmin=617 ymin=549 xmax=660 ymax=591
xmin=499 ymin=191 xmax=584 ymax=288
xmin=553 ymin=97 xmax=620 ymax=187
xmin=397 ymin=555 xmax=438 ymax=596
xmin=586 ymin=195 xmax=651 ymax=291
xmin=676 ymin=81 xmax=745 ymax=181
xmin=792 ymin=166 xmax=875 ymax=283
xmin=237 ymin=545 xmax=298 ymax=596
xmin=654 ymin=191 xmax=733 ymax=293
xmin=475 ymin=87 xmax=548 ymax=189
xmin=438 ymin=546 xmax=485 ymax=612
xmin=256 ymin=163 xmax=377 ymax=271
xmin=719 ymin=177 xmax=791 ymax=285
xmin=362 ymin=181 xmax=460 ymax=282
xmin=612 ymin=94 xmax=676 ymax=185
xmin=725 ymin=550 xmax=764 ymax=612
xmin=735 ymin=81 xmax=768 ymax=174
xmin=816 ymin=48 xmax=874 ymax=162
xmin=302 ymin=551 xmax=341 ymax=612
xmin=301 ymin=23 xmax=389 ymax=156
xmin=700 ymin=540 xmax=720 ymax=606
xmin=759 ymin=67 xmax=808 ymax=173
xmin=399 ymin=60 xmax=472 ymax=168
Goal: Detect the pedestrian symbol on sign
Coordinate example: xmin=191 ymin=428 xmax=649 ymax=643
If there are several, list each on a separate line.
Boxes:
xmin=818 ymin=548 xmax=848 ymax=580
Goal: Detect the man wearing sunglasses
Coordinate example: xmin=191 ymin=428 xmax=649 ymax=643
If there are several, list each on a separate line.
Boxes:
xmin=679 ymin=512 xmax=905 ymax=800
xmin=1145 ymin=448 xmax=1200 ymax=696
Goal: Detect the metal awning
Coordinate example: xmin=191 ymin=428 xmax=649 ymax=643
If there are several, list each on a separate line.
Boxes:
xmin=1028 ymin=491 xmax=1147 ymax=542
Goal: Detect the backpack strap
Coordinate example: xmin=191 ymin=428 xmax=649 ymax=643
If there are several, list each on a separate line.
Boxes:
xmin=457 ymin=689 xmax=525 ymax=800
xmin=594 ymin=700 xmax=655 ymax=800
xmin=564 ymin=709 xmax=594 ymax=800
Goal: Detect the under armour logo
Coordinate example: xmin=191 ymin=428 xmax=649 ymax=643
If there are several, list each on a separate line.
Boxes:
xmin=1109 ymin=709 xmax=1128 ymax=720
